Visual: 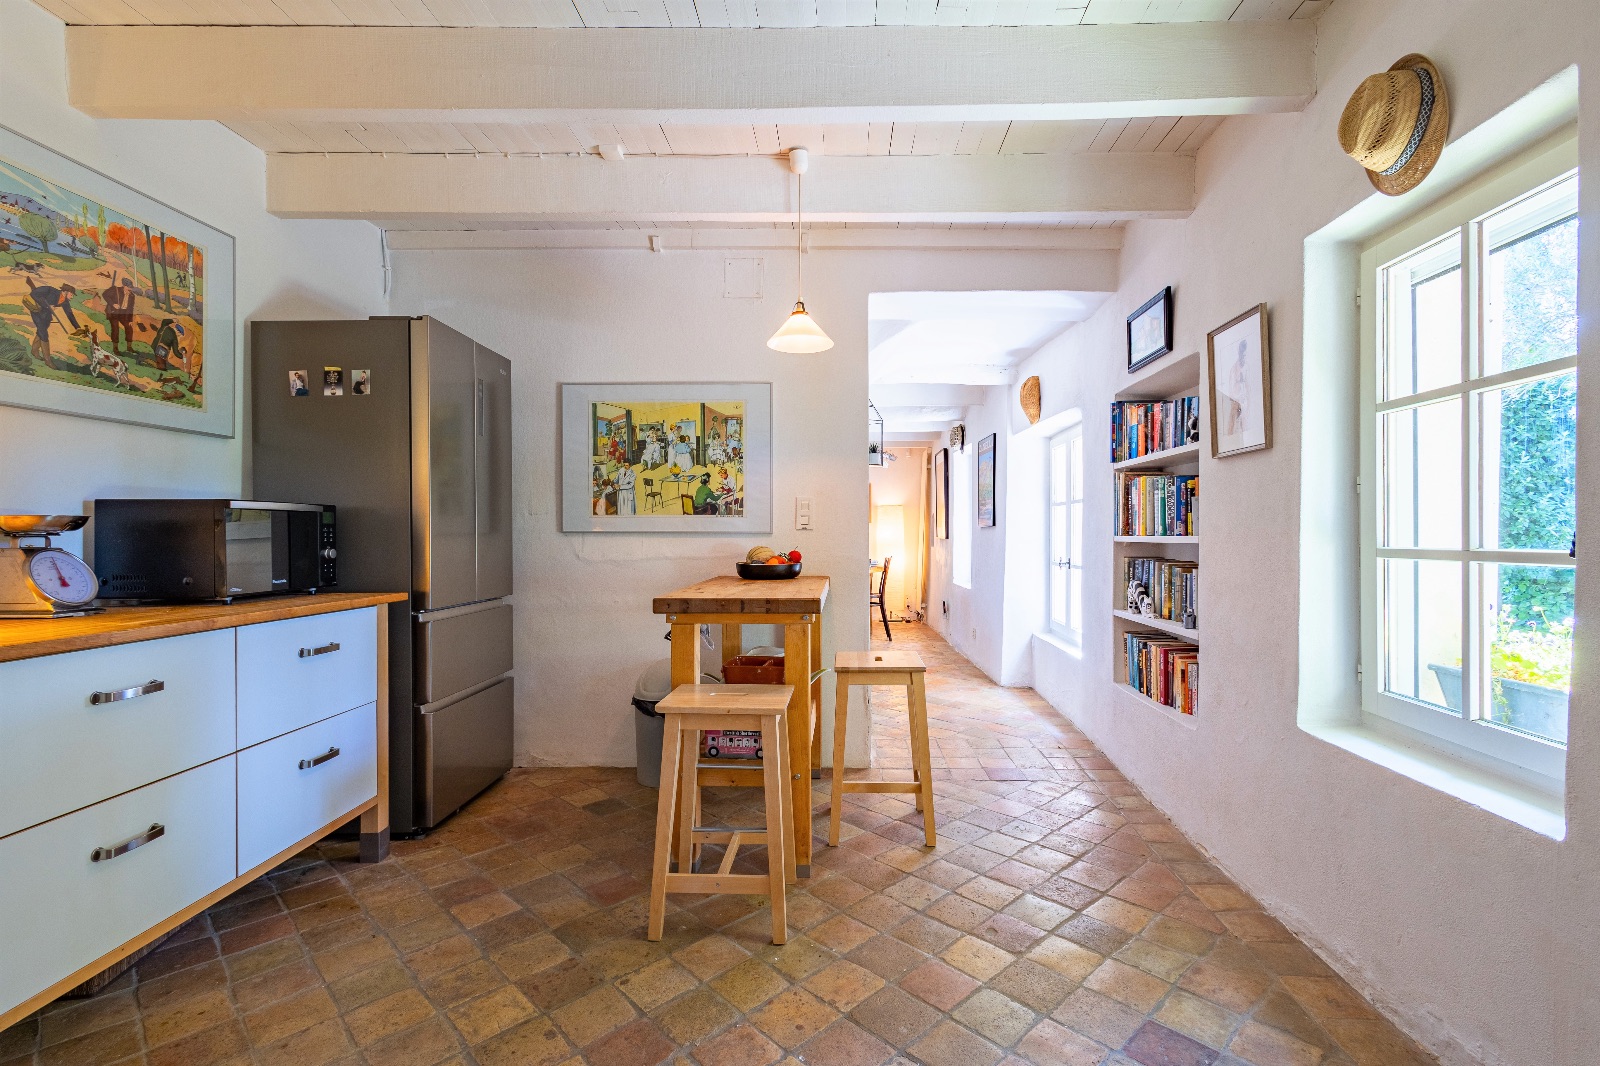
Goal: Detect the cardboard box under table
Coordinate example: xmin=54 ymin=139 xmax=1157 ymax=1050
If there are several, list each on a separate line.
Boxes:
xmin=652 ymin=575 xmax=829 ymax=877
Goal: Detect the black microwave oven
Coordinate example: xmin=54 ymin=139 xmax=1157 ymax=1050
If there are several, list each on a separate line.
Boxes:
xmin=91 ymin=499 xmax=337 ymax=602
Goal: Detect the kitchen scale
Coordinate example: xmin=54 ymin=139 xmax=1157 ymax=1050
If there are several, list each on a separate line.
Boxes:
xmin=0 ymin=515 xmax=103 ymax=619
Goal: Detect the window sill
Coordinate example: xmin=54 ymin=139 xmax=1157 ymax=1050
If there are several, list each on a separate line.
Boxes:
xmin=1301 ymin=718 xmax=1565 ymax=840
xmin=1033 ymin=630 xmax=1083 ymax=659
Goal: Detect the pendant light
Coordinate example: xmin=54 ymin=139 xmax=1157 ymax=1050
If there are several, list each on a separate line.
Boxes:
xmin=767 ymin=147 xmax=834 ymax=353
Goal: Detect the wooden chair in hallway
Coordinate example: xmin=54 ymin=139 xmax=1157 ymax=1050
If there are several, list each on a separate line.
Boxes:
xmin=647 ymin=684 xmax=795 ymax=945
xmin=828 ymin=649 xmax=935 ymax=848
xmin=869 ymin=556 xmax=892 ymax=642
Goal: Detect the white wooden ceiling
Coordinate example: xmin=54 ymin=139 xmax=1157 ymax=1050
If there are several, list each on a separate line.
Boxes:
xmin=35 ymin=0 xmax=1331 ymax=28
xmin=226 ymin=115 xmax=1224 ymax=158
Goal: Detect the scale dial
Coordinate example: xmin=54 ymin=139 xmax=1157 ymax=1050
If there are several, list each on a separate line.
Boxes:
xmin=27 ymin=548 xmax=100 ymax=607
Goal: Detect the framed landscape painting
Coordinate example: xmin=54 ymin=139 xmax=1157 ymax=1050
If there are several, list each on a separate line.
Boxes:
xmin=0 ymin=126 xmax=236 ymax=437
xmin=977 ymin=433 xmax=997 ymax=528
xmin=561 ymin=382 xmax=772 ymax=532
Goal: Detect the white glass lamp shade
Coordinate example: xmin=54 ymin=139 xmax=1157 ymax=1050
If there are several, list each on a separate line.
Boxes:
xmin=767 ymin=301 xmax=834 ymax=353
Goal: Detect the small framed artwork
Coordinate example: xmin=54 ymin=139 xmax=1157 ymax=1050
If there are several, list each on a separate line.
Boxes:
xmin=932 ymin=448 xmax=949 ymax=539
xmin=561 ymin=381 xmax=772 ymax=532
xmin=977 ymin=433 xmax=997 ymax=528
xmin=1127 ymin=287 xmax=1174 ymax=373
xmin=1207 ymin=304 xmax=1272 ymax=458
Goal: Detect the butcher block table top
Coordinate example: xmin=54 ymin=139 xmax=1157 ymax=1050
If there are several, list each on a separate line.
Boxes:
xmin=0 ymin=591 xmax=410 ymax=664
xmin=653 ymin=575 xmax=830 ymax=617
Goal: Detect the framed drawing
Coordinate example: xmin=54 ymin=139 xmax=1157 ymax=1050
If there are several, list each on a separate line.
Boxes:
xmin=977 ymin=433 xmax=997 ymax=528
xmin=932 ymin=447 xmax=949 ymax=539
xmin=1207 ymin=303 xmax=1272 ymax=458
xmin=561 ymin=382 xmax=772 ymax=532
xmin=0 ymin=125 xmax=236 ymax=437
xmin=1127 ymin=287 xmax=1173 ymax=373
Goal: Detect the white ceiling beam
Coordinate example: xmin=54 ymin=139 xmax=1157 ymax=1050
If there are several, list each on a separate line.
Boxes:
xmin=266 ymin=152 xmax=1194 ymax=223
xmin=383 ymin=227 xmax=1124 ymax=252
xmin=66 ymin=22 xmax=1316 ymax=124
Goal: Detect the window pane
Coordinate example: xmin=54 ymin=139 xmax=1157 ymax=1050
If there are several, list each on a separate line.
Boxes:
xmin=1482 ymin=176 xmax=1578 ymax=377
xmin=1478 ymin=370 xmax=1576 ymax=552
xmin=1382 ymin=558 xmax=1462 ymax=713
xmin=1480 ymin=563 xmax=1572 ymax=745
xmin=1069 ymin=436 xmax=1083 ymax=503
xmin=1051 ymin=441 xmax=1067 ymax=504
xmin=1069 ymin=566 xmax=1083 ymax=635
xmin=1383 ymin=236 xmax=1462 ymax=400
xmin=1381 ymin=397 xmax=1462 ymax=549
xmin=1050 ymin=503 xmax=1067 ymax=627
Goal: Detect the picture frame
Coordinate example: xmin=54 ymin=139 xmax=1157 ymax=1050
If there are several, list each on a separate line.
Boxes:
xmin=0 ymin=125 xmax=237 ymax=437
xmin=561 ymin=382 xmax=772 ymax=532
xmin=1126 ymin=286 xmax=1174 ymax=373
xmin=932 ymin=447 xmax=949 ymax=539
xmin=977 ymin=433 xmax=997 ymax=528
xmin=1206 ymin=303 xmax=1272 ymax=458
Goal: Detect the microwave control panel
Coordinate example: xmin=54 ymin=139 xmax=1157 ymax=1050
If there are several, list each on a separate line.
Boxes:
xmin=319 ymin=509 xmax=338 ymax=587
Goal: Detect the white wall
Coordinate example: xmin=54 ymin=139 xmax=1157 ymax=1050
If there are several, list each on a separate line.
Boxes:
xmin=1017 ymin=2 xmax=1600 ymax=1063
xmin=0 ymin=0 xmax=385 ymax=538
xmin=389 ymin=246 xmax=1100 ymax=769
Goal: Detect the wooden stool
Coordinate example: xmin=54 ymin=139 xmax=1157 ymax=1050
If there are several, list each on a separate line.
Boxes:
xmin=829 ymin=650 xmax=935 ymax=848
xmin=648 ymin=684 xmax=795 ymax=944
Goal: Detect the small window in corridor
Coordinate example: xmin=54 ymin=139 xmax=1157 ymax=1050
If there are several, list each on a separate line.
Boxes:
xmin=1360 ymin=149 xmax=1577 ymax=784
xmin=1049 ymin=428 xmax=1084 ymax=645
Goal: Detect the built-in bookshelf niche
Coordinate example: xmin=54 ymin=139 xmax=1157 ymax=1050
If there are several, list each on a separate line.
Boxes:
xmin=1110 ymin=348 xmax=1201 ymax=723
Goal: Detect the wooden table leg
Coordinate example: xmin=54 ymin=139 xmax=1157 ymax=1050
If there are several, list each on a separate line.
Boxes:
xmin=809 ymin=614 xmax=823 ymax=779
xmin=668 ymin=622 xmax=701 ymax=869
xmin=828 ymin=671 xmax=851 ymax=847
xmin=721 ymin=623 xmax=743 ymax=670
xmin=783 ymin=621 xmax=813 ymax=877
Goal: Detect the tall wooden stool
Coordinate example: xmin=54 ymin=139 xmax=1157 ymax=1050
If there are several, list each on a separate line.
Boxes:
xmin=829 ymin=650 xmax=936 ymax=848
xmin=648 ymin=684 xmax=795 ymax=944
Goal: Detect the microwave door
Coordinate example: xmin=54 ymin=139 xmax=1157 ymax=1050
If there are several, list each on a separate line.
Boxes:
xmin=224 ymin=508 xmax=277 ymax=597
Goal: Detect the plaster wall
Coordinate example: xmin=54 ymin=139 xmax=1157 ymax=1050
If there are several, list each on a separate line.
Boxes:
xmin=0 ymin=0 xmax=386 ymax=535
xmin=388 ymin=245 xmax=1101 ymax=769
xmin=1015 ymin=1 xmax=1600 ymax=1062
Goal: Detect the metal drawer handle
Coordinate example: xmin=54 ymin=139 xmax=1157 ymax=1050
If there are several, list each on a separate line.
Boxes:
xmin=300 ymin=746 xmax=341 ymax=770
xmin=298 ymin=642 xmax=341 ymax=658
xmin=90 ymin=680 xmax=165 ymax=706
xmin=91 ymin=823 xmax=165 ymax=863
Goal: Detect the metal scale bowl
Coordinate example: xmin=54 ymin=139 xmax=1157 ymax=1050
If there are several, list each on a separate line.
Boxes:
xmin=0 ymin=515 xmax=103 ymax=619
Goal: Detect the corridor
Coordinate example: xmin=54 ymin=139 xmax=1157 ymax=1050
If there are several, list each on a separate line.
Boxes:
xmin=1 ymin=627 xmax=1434 ymax=1066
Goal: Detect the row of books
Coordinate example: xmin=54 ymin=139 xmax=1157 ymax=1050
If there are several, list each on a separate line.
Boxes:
xmin=1125 ymin=632 xmax=1199 ymax=715
xmin=1115 ymin=473 xmax=1198 ymax=537
xmin=1110 ymin=396 xmax=1200 ymax=464
xmin=1125 ymin=557 xmax=1198 ymax=626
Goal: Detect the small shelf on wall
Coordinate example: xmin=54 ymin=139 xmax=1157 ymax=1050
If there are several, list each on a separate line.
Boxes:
xmin=1113 ymin=535 xmax=1198 ymax=544
xmin=1112 ymin=609 xmax=1200 ymax=643
xmin=1112 ymin=442 xmax=1200 ymax=472
xmin=1117 ymin=349 xmax=1202 ymax=402
xmin=1114 ymin=682 xmax=1201 ymax=727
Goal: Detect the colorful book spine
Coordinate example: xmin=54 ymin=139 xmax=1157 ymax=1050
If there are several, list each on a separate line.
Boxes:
xmin=1109 ymin=396 xmax=1200 ymax=463
xmin=1115 ymin=473 xmax=1198 ymax=537
xmin=1124 ymin=631 xmax=1200 ymax=714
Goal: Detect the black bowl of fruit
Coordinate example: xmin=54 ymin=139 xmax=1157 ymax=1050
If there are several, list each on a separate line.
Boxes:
xmin=736 ymin=546 xmax=803 ymax=580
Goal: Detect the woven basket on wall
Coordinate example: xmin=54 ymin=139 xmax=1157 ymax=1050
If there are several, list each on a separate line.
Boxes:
xmin=1020 ymin=376 xmax=1041 ymax=424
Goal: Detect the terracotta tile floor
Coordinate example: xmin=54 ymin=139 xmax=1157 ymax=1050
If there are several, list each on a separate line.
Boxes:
xmin=0 ymin=622 xmax=1437 ymax=1066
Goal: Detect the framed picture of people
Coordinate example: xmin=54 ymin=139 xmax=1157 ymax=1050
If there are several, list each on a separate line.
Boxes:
xmin=0 ymin=125 xmax=236 ymax=437
xmin=1206 ymin=304 xmax=1272 ymax=458
xmin=561 ymin=381 xmax=773 ymax=532
xmin=1127 ymin=286 xmax=1173 ymax=373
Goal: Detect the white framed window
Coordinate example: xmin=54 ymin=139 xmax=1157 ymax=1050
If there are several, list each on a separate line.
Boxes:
xmin=1049 ymin=427 xmax=1084 ymax=644
xmin=1359 ymin=133 xmax=1578 ymax=789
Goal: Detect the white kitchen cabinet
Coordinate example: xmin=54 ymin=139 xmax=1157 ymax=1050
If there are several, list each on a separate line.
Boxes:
xmin=0 ymin=594 xmax=396 ymax=1032
xmin=238 ymin=703 xmax=378 ymax=873
xmin=236 ymin=606 xmax=378 ymax=747
xmin=0 ymin=630 xmax=236 ymax=839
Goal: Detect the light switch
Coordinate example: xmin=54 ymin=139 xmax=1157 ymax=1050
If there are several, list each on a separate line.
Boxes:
xmin=795 ymin=497 xmax=813 ymax=531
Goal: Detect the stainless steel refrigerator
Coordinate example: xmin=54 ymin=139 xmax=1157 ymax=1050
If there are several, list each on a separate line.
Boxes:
xmin=252 ymin=316 xmax=514 ymax=835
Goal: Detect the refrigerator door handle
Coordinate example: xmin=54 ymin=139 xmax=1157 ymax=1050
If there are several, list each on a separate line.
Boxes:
xmin=476 ymin=380 xmax=485 ymax=438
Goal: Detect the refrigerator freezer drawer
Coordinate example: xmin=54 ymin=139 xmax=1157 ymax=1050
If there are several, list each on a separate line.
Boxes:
xmin=415 ymin=603 xmax=513 ymax=705
xmin=419 ymin=677 xmax=514 ymax=828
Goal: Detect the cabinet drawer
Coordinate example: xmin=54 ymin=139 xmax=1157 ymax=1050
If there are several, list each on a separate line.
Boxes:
xmin=0 ymin=631 xmax=236 ymax=840
xmin=0 ymin=757 xmax=236 ymax=1019
xmin=237 ymin=607 xmax=377 ymax=747
xmin=238 ymin=704 xmax=378 ymax=874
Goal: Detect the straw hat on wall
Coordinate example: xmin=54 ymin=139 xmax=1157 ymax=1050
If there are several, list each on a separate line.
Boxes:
xmin=1338 ymin=54 xmax=1450 ymax=196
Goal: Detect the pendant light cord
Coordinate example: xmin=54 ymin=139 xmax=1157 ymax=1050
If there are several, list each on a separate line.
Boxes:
xmin=796 ymin=170 xmax=804 ymax=304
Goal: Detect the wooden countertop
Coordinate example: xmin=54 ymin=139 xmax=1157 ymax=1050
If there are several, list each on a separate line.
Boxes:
xmin=653 ymin=575 xmax=829 ymax=616
xmin=0 ymin=592 xmax=409 ymax=663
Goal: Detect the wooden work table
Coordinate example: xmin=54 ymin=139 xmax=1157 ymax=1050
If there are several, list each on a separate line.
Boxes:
xmin=0 ymin=591 xmax=409 ymax=663
xmin=653 ymin=574 xmax=830 ymax=877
